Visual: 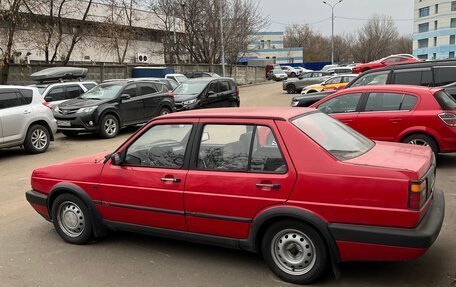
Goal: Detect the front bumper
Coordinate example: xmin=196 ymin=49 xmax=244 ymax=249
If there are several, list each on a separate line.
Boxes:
xmin=26 ymin=190 xmax=50 ymax=221
xmin=54 ymin=113 xmax=99 ymax=132
xmin=329 ymin=189 xmax=445 ymax=249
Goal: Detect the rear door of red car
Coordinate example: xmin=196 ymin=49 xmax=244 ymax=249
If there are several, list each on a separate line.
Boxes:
xmin=98 ymin=119 xmax=197 ymax=231
xmin=184 ymin=118 xmax=297 ymax=239
xmin=355 ymin=92 xmax=418 ymax=141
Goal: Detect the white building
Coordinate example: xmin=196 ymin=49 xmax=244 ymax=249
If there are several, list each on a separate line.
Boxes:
xmin=241 ymin=32 xmax=303 ymax=64
xmin=413 ymin=0 xmax=456 ymax=60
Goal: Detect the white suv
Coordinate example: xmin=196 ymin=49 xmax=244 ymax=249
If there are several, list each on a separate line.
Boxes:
xmin=0 ymin=86 xmax=57 ymax=154
xmin=32 ymin=81 xmax=97 ymax=108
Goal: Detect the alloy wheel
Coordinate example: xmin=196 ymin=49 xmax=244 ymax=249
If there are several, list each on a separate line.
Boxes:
xmin=104 ymin=118 xmax=117 ymax=136
xmin=408 ymin=139 xmax=430 ymax=147
xmin=31 ymin=129 xmax=48 ymax=150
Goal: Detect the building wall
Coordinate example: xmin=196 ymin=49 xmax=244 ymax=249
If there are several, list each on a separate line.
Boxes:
xmin=413 ymin=0 xmax=456 ymax=59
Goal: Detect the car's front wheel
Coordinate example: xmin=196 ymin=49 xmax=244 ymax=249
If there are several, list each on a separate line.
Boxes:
xmin=159 ymin=107 xmax=172 ymax=116
xmin=24 ymin=124 xmax=50 ymax=154
xmin=286 ymin=85 xmax=296 ymax=94
xmin=99 ymin=114 xmax=119 ymax=139
xmin=261 ymin=220 xmax=328 ymax=285
xmin=51 ymin=193 xmax=93 ymax=244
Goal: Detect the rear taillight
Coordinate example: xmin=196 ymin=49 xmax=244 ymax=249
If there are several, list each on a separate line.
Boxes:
xmin=408 ymin=180 xmax=428 ymax=210
xmin=169 ymin=92 xmax=174 ymax=97
xmin=236 ymin=86 xmax=240 ymax=94
xmin=42 ymin=102 xmax=52 ymax=109
xmin=438 ymin=112 xmax=456 ymax=126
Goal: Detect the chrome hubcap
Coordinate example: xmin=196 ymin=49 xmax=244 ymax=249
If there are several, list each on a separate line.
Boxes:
xmin=104 ymin=118 xmax=117 ymax=135
xmin=31 ymin=129 xmax=48 ymax=149
xmin=161 ymin=110 xmax=169 ymax=115
xmin=408 ymin=139 xmax=430 ymax=147
xmin=271 ymin=229 xmax=316 ymax=275
xmin=57 ymin=201 xmax=85 ymax=238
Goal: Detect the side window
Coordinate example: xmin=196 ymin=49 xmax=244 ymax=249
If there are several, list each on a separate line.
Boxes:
xmin=251 ymin=126 xmax=287 ymax=173
xmin=124 ymin=124 xmax=193 ymax=168
xmin=139 ymin=83 xmax=158 ymax=96
xmin=198 ymin=124 xmax=253 ymax=171
xmin=154 ymin=83 xmax=164 ymax=92
xmin=0 ymin=92 xmax=21 ymax=109
xmin=365 ymin=92 xmax=403 ymax=112
xmin=19 ymin=89 xmax=33 ymax=104
xmin=219 ymin=81 xmax=230 ymax=92
xmin=208 ymin=82 xmax=218 ymax=93
xmin=401 ymin=95 xmax=418 ymax=110
xmin=66 ymin=85 xmax=84 ymax=99
xmin=325 ymin=77 xmax=342 ymax=84
xmin=342 ymin=76 xmax=353 ymax=83
xmin=434 ymin=67 xmax=456 ymax=86
xmin=317 ymin=93 xmax=362 ymax=114
xmin=393 ymin=70 xmax=430 ymax=86
xmin=45 ymin=87 xmax=65 ymax=102
xmin=351 ymin=71 xmax=389 ymax=87
xmin=384 ymin=57 xmax=401 ymax=63
xmin=123 ymin=84 xmax=138 ymax=98
xmin=82 ymin=83 xmax=96 ymax=90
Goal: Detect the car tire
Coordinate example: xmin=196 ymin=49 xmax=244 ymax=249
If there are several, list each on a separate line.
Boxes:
xmin=99 ymin=114 xmax=119 ymax=139
xmin=23 ymin=124 xmax=50 ymax=154
xmin=159 ymin=107 xmax=172 ymax=116
xmin=62 ymin=131 xmax=79 ymax=137
xmin=261 ymin=220 xmax=328 ymax=285
xmin=51 ymin=193 xmax=94 ymax=245
xmin=402 ymin=134 xmax=439 ymax=154
xmin=291 ymin=72 xmax=296 ymax=78
xmin=286 ymin=85 xmax=296 ymax=94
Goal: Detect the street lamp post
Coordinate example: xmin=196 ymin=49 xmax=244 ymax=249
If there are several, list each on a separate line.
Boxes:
xmin=220 ymin=0 xmax=226 ymax=77
xmin=323 ymin=0 xmax=343 ymax=65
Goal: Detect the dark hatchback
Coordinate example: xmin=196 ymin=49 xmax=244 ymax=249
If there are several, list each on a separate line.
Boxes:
xmin=54 ymin=80 xmax=175 ymax=138
xmin=173 ymin=78 xmax=240 ymax=111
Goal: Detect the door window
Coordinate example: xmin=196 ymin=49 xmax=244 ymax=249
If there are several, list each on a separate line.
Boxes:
xmin=208 ymin=82 xmax=218 ymax=94
xmin=434 ymin=67 xmax=456 ymax=86
xmin=317 ymin=93 xmax=362 ymax=114
xmin=364 ymin=92 xmax=403 ymax=112
xmin=124 ymin=124 xmax=193 ymax=168
xmin=19 ymin=89 xmax=33 ymax=104
xmin=0 ymin=92 xmax=21 ymax=109
xmin=251 ymin=126 xmax=287 ymax=173
xmin=218 ymin=81 xmax=230 ymax=92
xmin=393 ymin=70 xmax=432 ymax=86
xmin=401 ymin=95 xmax=418 ymax=110
xmin=123 ymin=84 xmax=138 ymax=98
xmin=46 ymin=87 xmax=65 ymax=102
xmin=66 ymin=85 xmax=84 ymax=99
xmin=351 ymin=71 xmax=389 ymax=87
xmin=139 ymin=83 xmax=158 ymax=96
xmin=325 ymin=77 xmax=342 ymax=85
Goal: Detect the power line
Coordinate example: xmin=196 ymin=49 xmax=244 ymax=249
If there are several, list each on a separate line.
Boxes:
xmin=271 ymin=17 xmax=331 ymax=27
xmin=336 ymin=16 xmax=413 ymax=22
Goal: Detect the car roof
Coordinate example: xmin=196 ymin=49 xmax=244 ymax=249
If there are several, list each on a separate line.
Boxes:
xmin=363 ymin=59 xmax=456 ymax=74
xmin=159 ymin=107 xmax=315 ymax=121
xmin=340 ymin=84 xmax=443 ymax=94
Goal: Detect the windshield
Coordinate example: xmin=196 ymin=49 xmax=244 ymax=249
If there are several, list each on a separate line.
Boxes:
xmin=80 ymin=84 xmax=123 ymax=100
xmin=292 ymin=112 xmax=374 ymax=160
xmin=174 ymin=82 xmax=207 ymax=95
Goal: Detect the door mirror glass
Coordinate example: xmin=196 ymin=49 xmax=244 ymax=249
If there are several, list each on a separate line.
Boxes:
xmin=110 ymin=153 xmax=123 ymax=165
xmin=120 ymin=94 xmax=131 ymax=101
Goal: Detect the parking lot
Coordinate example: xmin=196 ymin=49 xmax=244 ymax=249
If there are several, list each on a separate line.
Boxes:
xmin=0 ymin=81 xmax=455 ymax=287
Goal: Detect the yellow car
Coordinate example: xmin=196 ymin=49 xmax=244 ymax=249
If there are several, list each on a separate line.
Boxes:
xmin=301 ymin=74 xmax=358 ymax=94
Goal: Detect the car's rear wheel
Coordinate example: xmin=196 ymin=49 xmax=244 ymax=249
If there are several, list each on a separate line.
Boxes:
xmin=402 ymin=134 xmax=439 ymax=154
xmin=51 ymin=193 xmax=93 ymax=244
xmin=159 ymin=107 xmax=172 ymax=116
xmin=291 ymin=72 xmax=296 ymax=77
xmin=62 ymin=131 xmax=79 ymax=137
xmin=286 ymin=85 xmax=296 ymax=94
xmin=99 ymin=114 xmax=119 ymax=139
xmin=24 ymin=124 xmax=50 ymax=154
xmin=261 ymin=220 xmax=328 ymax=285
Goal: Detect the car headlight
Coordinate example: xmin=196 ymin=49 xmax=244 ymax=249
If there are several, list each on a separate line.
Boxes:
xmin=183 ymin=99 xmax=197 ymax=105
xmin=291 ymin=101 xmax=299 ymax=107
xmin=53 ymin=106 xmax=60 ymax=113
xmin=77 ymin=106 xmax=98 ymax=113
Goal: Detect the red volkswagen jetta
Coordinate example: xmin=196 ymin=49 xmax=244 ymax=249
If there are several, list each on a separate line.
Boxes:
xmin=26 ymin=108 xmax=444 ymax=284
xmin=311 ymin=85 xmax=456 ymax=154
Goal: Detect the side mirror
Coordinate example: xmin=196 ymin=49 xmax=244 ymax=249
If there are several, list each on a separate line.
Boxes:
xmin=110 ymin=153 xmax=123 ymax=166
xmin=44 ymin=96 xmax=52 ymax=102
xmin=201 ymin=132 xmax=210 ymax=142
xmin=207 ymin=90 xmax=216 ymax=97
xmin=120 ymin=94 xmax=131 ymax=101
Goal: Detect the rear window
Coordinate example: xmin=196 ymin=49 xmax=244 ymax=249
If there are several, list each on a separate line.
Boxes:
xmin=292 ymin=112 xmax=374 ymax=160
xmin=434 ymin=91 xmax=456 ymax=110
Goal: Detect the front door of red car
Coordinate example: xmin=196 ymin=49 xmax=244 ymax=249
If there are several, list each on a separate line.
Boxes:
xmin=315 ymin=92 xmax=363 ymax=128
xmin=184 ymin=119 xmax=297 ymax=239
xmin=98 ymin=121 xmax=196 ymax=231
xmin=355 ymin=92 xmax=417 ymax=141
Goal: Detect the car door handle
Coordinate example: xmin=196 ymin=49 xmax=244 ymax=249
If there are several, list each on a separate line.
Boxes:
xmin=23 ymin=110 xmax=31 ymax=114
xmin=161 ymin=177 xmax=181 ymax=183
xmin=256 ymin=183 xmax=281 ymax=189
xmin=389 ymin=118 xmax=402 ymax=124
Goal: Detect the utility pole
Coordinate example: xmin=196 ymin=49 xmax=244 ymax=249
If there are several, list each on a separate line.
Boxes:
xmin=323 ymin=0 xmax=343 ymax=65
xmin=220 ymin=0 xmax=226 ymax=77
xmin=172 ymin=9 xmax=178 ymax=65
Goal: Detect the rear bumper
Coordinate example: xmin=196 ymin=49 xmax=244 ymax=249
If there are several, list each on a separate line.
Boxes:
xmin=25 ymin=190 xmax=50 ymax=221
xmin=330 ymin=189 xmax=445 ymax=260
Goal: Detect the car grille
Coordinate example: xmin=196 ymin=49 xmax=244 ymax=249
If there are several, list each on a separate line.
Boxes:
xmin=57 ymin=108 xmax=78 ymax=115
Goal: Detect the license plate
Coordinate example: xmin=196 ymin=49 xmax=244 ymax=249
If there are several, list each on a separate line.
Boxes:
xmin=57 ymin=120 xmax=71 ymax=127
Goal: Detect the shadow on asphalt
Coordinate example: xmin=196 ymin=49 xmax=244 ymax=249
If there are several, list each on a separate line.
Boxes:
xmin=437 ymin=153 xmax=456 ymax=168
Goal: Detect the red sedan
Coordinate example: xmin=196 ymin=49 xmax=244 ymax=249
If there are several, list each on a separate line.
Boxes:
xmin=310 ymin=85 xmax=456 ymax=154
xmin=353 ymin=55 xmax=421 ymax=74
xmin=26 ymin=108 xmax=444 ymax=284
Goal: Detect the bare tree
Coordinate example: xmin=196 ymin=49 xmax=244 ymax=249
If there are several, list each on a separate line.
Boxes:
xmin=392 ymin=34 xmax=413 ymax=55
xmin=284 ymin=24 xmax=331 ymax=62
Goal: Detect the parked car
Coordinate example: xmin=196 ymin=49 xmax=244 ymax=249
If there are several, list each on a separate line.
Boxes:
xmin=326 ymin=67 xmax=353 ymax=74
xmin=173 ymin=78 xmax=239 ymax=111
xmin=352 ymin=55 xmax=421 ymax=74
xmin=321 ymin=64 xmax=339 ymax=72
xmin=107 ymin=78 xmax=178 ymax=91
xmin=165 ymin=73 xmax=188 ymax=85
xmin=310 ymin=85 xmax=456 ymax=154
xmin=282 ymin=72 xmax=331 ymax=94
xmin=54 ymin=79 xmax=174 ymax=139
xmin=301 ymin=74 xmax=358 ymax=94
xmin=184 ymin=71 xmax=220 ymax=79
xmin=26 ymin=107 xmax=444 ymax=285
xmin=291 ymin=59 xmax=456 ymax=107
xmin=265 ymin=64 xmax=281 ymax=78
xmin=281 ymin=65 xmax=302 ymax=77
xmin=268 ymin=69 xmax=288 ymax=81
xmin=0 ymin=86 xmax=57 ymax=154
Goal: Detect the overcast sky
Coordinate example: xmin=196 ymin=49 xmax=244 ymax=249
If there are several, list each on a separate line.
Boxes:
xmin=258 ymin=0 xmax=415 ymax=36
